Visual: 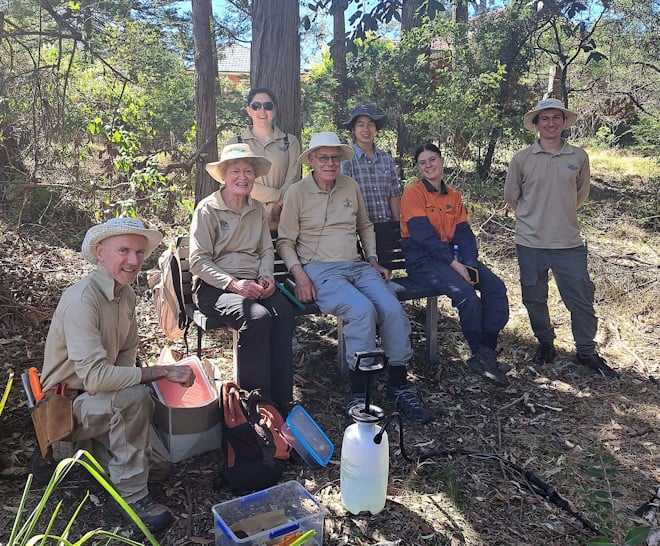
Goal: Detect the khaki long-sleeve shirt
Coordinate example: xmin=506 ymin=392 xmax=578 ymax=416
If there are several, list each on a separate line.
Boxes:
xmin=227 ymin=127 xmax=301 ymax=205
xmin=276 ymin=173 xmax=376 ymax=269
xmin=189 ymin=189 xmax=274 ymax=289
xmin=41 ymin=266 xmax=142 ymax=393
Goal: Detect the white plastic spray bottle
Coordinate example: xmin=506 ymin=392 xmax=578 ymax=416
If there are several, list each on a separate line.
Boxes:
xmin=340 ymin=351 xmax=389 ymax=515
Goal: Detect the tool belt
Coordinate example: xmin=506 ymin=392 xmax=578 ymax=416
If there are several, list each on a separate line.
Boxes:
xmin=31 ymin=386 xmax=78 ymax=458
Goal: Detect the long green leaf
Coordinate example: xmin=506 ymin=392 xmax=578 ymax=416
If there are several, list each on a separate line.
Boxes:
xmin=10 ymin=449 xmax=160 ymax=546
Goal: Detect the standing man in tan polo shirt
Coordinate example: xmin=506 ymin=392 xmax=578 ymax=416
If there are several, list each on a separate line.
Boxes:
xmin=505 ymin=98 xmax=618 ymax=378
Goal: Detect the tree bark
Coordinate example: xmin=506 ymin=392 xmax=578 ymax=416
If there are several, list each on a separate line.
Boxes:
xmin=251 ymin=0 xmax=301 ymax=140
xmin=191 ymin=0 xmax=219 ymax=203
xmin=452 ymin=0 xmax=468 ymax=24
xmin=402 ymin=0 xmax=422 ymax=31
xmin=331 ymin=0 xmax=347 ymax=128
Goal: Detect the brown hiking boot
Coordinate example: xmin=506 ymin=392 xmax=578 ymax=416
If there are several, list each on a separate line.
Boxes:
xmin=120 ymin=495 xmax=173 ymax=534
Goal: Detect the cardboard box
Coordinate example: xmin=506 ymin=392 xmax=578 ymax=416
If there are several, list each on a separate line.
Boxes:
xmin=151 ymin=352 xmax=222 ymax=463
xmin=212 ymin=480 xmax=324 ymax=545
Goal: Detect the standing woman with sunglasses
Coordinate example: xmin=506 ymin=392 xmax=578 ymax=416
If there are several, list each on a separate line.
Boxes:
xmin=227 ymin=88 xmax=301 ymax=230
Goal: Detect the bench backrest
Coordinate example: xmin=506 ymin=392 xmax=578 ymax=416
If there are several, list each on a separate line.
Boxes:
xmin=177 ymin=221 xmax=406 ymax=298
xmin=372 ymin=221 xmax=407 ymax=275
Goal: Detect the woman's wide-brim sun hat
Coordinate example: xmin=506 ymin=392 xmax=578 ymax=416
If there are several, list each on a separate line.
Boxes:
xmin=82 ymin=217 xmax=163 ymax=264
xmin=523 ymin=98 xmax=578 ymax=132
xmin=205 ymin=143 xmax=272 ymax=182
xmin=341 ymin=103 xmax=387 ymax=130
xmin=298 ymin=132 xmax=355 ymax=165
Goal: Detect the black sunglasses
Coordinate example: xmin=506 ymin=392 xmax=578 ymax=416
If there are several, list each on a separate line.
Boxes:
xmin=249 ymin=101 xmax=275 ymax=111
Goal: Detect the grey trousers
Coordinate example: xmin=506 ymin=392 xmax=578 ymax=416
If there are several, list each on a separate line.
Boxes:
xmin=67 ymin=385 xmax=171 ymax=503
xmin=516 ymin=244 xmax=598 ymax=354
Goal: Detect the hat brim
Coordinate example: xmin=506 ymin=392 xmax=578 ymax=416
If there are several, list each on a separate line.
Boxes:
xmin=524 ymin=107 xmax=578 ymax=132
xmin=297 ymin=144 xmax=355 ymax=166
xmin=82 ymin=224 xmax=162 ymax=264
xmin=205 ymin=157 xmax=272 ymax=182
xmin=341 ymin=113 xmax=387 ymax=131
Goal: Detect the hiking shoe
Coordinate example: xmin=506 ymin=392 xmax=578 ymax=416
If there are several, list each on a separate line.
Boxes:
xmin=479 ymin=346 xmax=512 ymax=374
xmin=576 ymin=353 xmax=619 ymax=378
xmin=122 ymin=495 xmax=173 ymax=534
xmin=387 ymin=383 xmax=433 ymax=424
xmin=467 ymin=353 xmax=510 ymax=388
xmin=28 ymin=446 xmax=57 ymax=486
xmin=532 ymin=342 xmax=557 ymax=365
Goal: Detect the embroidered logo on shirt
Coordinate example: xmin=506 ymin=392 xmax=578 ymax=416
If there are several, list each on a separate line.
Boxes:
xmin=567 ymin=164 xmax=578 ymax=171
xmin=445 ymin=204 xmax=454 ymax=210
xmin=128 ymin=311 xmax=134 ymax=320
xmin=278 ymin=144 xmax=289 ymax=152
xmin=220 ymin=220 xmax=230 ymax=230
xmin=343 ymin=198 xmax=354 ymax=208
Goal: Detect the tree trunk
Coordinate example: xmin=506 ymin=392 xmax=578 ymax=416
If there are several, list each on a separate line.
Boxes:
xmin=478 ymin=127 xmax=499 ymax=177
xmin=544 ymin=64 xmax=563 ymax=100
xmin=191 ymin=0 xmax=219 ymax=203
xmin=331 ymin=0 xmax=347 ymax=128
xmin=251 ymin=0 xmax=301 ymax=140
xmin=452 ymin=0 xmax=468 ymax=24
xmin=402 ymin=0 xmax=422 ymax=31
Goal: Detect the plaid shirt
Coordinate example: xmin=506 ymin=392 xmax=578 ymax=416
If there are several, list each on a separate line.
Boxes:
xmin=341 ymin=144 xmax=401 ymax=223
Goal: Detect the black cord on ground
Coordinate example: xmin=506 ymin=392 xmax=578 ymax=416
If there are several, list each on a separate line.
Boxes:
xmin=376 ymin=412 xmax=601 ymax=536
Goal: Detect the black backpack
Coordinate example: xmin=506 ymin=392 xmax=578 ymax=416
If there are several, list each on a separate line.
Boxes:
xmin=215 ymin=381 xmax=292 ymax=495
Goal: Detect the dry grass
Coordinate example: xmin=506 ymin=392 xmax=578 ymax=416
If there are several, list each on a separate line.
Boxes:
xmin=0 ymin=152 xmax=658 ymax=545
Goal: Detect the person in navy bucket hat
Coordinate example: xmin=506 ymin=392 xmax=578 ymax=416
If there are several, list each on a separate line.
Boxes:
xmin=341 ymin=103 xmax=401 ymax=223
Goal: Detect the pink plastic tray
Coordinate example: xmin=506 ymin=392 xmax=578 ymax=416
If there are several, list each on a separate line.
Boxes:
xmin=151 ymin=355 xmax=216 ymax=408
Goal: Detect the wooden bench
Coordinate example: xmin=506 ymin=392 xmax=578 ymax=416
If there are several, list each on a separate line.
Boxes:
xmin=176 ymin=221 xmax=440 ymax=375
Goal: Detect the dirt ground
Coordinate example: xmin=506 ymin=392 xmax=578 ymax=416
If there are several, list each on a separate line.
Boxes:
xmin=0 ymin=174 xmax=658 ymax=546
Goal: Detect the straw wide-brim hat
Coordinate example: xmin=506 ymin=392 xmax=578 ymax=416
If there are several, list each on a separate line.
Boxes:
xmin=82 ymin=217 xmax=163 ymax=264
xmin=341 ymin=103 xmax=387 ymax=130
xmin=298 ymin=132 xmax=355 ymax=166
xmin=523 ymin=98 xmax=578 ymax=132
xmin=205 ymin=143 xmax=272 ymax=182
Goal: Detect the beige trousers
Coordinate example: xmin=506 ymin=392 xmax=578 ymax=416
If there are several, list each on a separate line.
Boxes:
xmin=58 ymin=384 xmax=171 ymax=503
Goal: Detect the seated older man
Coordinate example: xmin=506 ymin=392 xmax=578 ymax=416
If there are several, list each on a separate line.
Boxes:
xmin=276 ymin=132 xmax=432 ymax=424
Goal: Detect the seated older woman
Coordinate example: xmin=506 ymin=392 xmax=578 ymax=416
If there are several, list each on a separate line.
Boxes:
xmin=189 ymin=143 xmax=294 ymax=406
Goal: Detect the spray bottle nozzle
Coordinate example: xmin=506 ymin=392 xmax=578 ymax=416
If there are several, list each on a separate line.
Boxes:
xmin=353 ymin=350 xmax=388 ymax=414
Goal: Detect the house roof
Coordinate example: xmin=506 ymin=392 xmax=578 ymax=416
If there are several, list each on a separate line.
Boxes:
xmin=217 ymin=43 xmax=250 ymax=74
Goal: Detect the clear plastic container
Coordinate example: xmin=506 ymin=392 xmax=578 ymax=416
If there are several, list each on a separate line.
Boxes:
xmin=281 ymin=405 xmax=334 ymax=468
xmin=212 ymin=480 xmax=324 ymax=545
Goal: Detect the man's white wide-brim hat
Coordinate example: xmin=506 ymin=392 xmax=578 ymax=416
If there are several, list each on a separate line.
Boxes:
xmin=205 ymin=143 xmax=272 ymax=182
xmin=82 ymin=217 xmax=163 ymax=264
xmin=298 ymin=131 xmax=355 ymax=165
xmin=523 ymin=98 xmax=578 ymax=132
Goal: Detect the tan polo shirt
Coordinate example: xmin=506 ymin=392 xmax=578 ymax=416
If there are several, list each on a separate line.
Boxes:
xmin=276 ymin=173 xmax=377 ymax=269
xmin=41 ymin=266 xmax=143 ymax=393
xmin=504 ymin=140 xmax=590 ymax=249
xmin=189 ymin=189 xmax=274 ymax=289
xmin=227 ymin=127 xmax=301 ymax=205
